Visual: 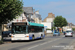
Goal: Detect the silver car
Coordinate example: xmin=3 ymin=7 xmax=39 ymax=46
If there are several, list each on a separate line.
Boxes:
xmin=65 ymin=31 xmax=73 ymax=37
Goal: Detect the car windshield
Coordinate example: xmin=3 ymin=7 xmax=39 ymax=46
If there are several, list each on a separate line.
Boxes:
xmin=66 ymin=31 xmax=72 ymax=33
xmin=55 ymin=31 xmax=59 ymax=33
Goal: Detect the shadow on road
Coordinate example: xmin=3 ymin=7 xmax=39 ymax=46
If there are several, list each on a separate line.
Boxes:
xmin=3 ymin=38 xmax=44 ymax=43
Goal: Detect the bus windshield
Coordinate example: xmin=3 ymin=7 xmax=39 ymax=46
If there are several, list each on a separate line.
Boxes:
xmin=12 ymin=26 xmax=26 ymax=34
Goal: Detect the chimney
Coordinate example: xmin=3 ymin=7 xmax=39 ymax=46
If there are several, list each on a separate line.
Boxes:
xmin=48 ymin=13 xmax=52 ymax=16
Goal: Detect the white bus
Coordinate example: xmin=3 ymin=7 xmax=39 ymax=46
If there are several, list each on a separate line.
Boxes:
xmin=11 ymin=22 xmax=45 ymax=41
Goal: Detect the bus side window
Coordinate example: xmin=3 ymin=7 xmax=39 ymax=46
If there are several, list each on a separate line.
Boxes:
xmin=28 ymin=26 xmax=33 ymax=33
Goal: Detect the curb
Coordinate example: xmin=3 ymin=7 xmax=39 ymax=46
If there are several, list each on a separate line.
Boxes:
xmin=4 ymin=41 xmax=11 ymax=44
xmin=67 ymin=40 xmax=75 ymax=50
xmin=45 ymin=34 xmax=53 ymax=37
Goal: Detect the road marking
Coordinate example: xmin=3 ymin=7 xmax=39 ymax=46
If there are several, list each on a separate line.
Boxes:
xmin=28 ymin=45 xmax=39 ymax=50
xmin=28 ymin=35 xmax=64 ymax=50
xmin=40 ymin=42 xmax=48 ymax=45
xmin=28 ymin=38 xmax=61 ymax=50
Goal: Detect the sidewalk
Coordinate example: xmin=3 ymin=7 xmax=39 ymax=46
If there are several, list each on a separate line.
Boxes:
xmin=67 ymin=40 xmax=75 ymax=50
xmin=45 ymin=33 xmax=53 ymax=36
xmin=45 ymin=33 xmax=63 ymax=36
xmin=70 ymin=41 xmax=75 ymax=50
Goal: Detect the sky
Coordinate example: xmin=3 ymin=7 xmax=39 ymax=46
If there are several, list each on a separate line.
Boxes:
xmin=23 ymin=0 xmax=75 ymax=25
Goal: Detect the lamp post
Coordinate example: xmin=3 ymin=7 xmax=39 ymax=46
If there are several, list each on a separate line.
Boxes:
xmin=53 ymin=22 xmax=54 ymax=33
xmin=0 ymin=25 xmax=2 ymax=41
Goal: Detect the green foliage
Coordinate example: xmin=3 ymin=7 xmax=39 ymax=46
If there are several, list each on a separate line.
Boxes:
xmin=54 ymin=16 xmax=68 ymax=27
xmin=72 ymin=28 xmax=75 ymax=31
xmin=51 ymin=27 xmax=56 ymax=30
xmin=46 ymin=28 xmax=51 ymax=30
xmin=0 ymin=40 xmax=3 ymax=44
xmin=0 ymin=0 xmax=23 ymax=24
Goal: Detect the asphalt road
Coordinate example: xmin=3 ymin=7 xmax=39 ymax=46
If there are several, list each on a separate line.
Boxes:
xmin=0 ymin=34 xmax=75 ymax=50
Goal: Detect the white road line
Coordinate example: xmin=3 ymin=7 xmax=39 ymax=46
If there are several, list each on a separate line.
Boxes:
xmin=47 ymin=41 xmax=52 ymax=43
xmin=28 ymin=38 xmax=61 ymax=50
xmin=28 ymin=45 xmax=39 ymax=50
xmin=40 ymin=42 xmax=48 ymax=45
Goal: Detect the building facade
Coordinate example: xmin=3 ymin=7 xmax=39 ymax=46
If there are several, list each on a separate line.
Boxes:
xmin=43 ymin=13 xmax=55 ymax=22
xmin=42 ymin=13 xmax=55 ymax=29
xmin=63 ymin=23 xmax=75 ymax=31
xmin=3 ymin=7 xmax=34 ymax=31
xmin=31 ymin=10 xmax=42 ymax=24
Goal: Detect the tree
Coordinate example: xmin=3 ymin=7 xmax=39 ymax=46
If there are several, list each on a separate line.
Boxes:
xmin=51 ymin=27 xmax=56 ymax=30
xmin=72 ymin=28 xmax=75 ymax=31
xmin=0 ymin=0 xmax=23 ymax=40
xmin=0 ymin=0 xmax=23 ymax=24
xmin=54 ymin=16 xmax=68 ymax=32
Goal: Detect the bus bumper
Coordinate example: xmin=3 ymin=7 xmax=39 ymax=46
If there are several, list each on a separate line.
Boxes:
xmin=11 ymin=37 xmax=29 ymax=41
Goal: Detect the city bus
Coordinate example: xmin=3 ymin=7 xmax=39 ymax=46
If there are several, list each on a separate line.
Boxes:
xmin=11 ymin=22 xmax=45 ymax=41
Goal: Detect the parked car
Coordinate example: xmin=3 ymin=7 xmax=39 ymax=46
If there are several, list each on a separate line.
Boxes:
xmin=65 ymin=31 xmax=73 ymax=37
xmin=2 ymin=31 xmax=11 ymax=37
xmin=53 ymin=30 xmax=60 ymax=36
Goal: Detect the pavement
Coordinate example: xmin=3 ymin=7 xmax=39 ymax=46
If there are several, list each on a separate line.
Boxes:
xmin=0 ymin=34 xmax=75 ymax=50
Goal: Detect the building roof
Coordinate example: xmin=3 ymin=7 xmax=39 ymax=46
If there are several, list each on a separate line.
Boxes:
xmin=68 ymin=23 xmax=75 ymax=26
xmin=27 ymin=17 xmax=35 ymax=22
xmin=23 ymin=7 xmax=33 ymax=14
xmin=48 ymin=13 xmax=55 ymax=18
xmin=43 ymin=13 xmax=55 ymax=22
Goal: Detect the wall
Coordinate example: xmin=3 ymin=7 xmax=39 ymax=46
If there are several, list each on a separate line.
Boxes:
xmin=63 ymin=26 xmax=71 ymax=31
xmin=46 ymin=18 xmax=54 ymax=22
xmin=72 ymin=26 xmax=75 ymax=28
xmin=12 ymin=13 xmax=27 ymax=22
xmin=41 ymin=22 xmax=52 ymax=29
xmin=41 ymin=22 xmax=52 ymax=33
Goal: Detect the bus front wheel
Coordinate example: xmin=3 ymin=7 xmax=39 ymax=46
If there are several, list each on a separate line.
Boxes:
xmin=41 ymin=34 xmax=43 ymax=39
xmin=32 ymin=35 xmax=35 ymax=40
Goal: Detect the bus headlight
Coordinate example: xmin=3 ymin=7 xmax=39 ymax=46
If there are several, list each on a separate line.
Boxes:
xmin=25 ymin=36 xmax=29 ymax=37
xmin=11 ymin=36 xmax=14 ymax=38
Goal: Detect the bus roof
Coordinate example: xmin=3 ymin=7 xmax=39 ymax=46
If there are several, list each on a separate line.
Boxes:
xmin=28 ymin=22 xmax=44 ymax=27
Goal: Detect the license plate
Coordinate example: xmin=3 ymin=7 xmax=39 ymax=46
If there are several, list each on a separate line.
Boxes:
xmin=17 ymin=39 xmax=21 ymax=40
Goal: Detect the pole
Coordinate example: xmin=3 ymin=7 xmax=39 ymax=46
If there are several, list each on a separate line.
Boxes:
xmin=53 ymin=22 xmax=54 ymax=33
xmin=0 ymin=24 xmax=3 ymax=41
xmin=0 ymin=25 xmax=1 ymax=41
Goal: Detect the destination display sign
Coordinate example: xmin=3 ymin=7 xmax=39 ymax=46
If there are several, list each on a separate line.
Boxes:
xmin=12 ymin=22 xmax=27 ymax=25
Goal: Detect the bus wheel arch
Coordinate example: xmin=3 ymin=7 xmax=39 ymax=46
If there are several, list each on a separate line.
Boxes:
xmin=32 ymin=35 xmax=35 ymax=40
xmin=41 ymin=34 xmax=43 ymax=39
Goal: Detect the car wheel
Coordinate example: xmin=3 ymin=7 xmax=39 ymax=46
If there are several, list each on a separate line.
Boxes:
xmin=71 ymin=36 xmax=73 ymax=37
xmin=65 ymin=36 xmax=67 ymax=37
